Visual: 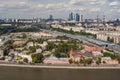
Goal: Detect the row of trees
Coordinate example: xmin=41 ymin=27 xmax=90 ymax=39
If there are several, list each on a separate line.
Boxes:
xmin=17 ymin=53 xmax=44 ymax=64
xmin=13 ymin=27 xmax=40 ymax=32
xmin=52 ymin=28 xmax=96 ymax=38
xmin=28 ymin=38 xmax=45 ymax=44
xmin=103 ymin=52 xmax=116 ymax=59
xmin=69 ymin=58 xmax=93 ymax=66
xmin=54 ymin=41 xmax=79 ymax=58
xmin=45 ymin=39 xmax=83 ymax=58
xmin=31 ymin=53 xmax=44 ymax=63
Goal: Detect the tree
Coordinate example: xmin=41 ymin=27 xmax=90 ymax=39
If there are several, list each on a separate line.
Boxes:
xmin=54 ymin=51 xmax=61 ymax=58
xmin=103 ymin=52 xmax=116 ymax=59
xmin=37 ymin=38 xmax=45 ymax=44
xmin=70 ymin=28 xmax=74 ymax=34
xmin=57 ymin=42 xmax=70 ymax=53
xmin=85 ymin=58 xmax=93 ymax=65
xmin=69 ymin=58 xmax=73 ymax=64
xmin=107 ymin=37 xmax=114 ymax=43
xmin=96 ymin=56 xmax=101 ymax=65
xmin=29 ymin=46 xmax=36 ymax=53
xmin=103 ymin=61 xmax=106 ymax=64
xmin=3 ymin=49 xmax=9 ymax=56
xmin=116 ymin=55 xmax=120 ymax=63
xmin=16 ymin=56 xmax=23 ymax=61
xmin=98 ymin=56 xmax=101 ymax=62
xmin=31 ymin=53 xmax=44 ymax=63
xmin=94 ymin=34 xmax=97 ymax=38
xmin=46 ymin=43 xmax=56 ymax=51
xmin=22 ymin=33 xmax=27 ymax=39
xmin=23 ymin=58 xmax=28 ymax=63
xmin=110 ymin=38 xmax=114 ymax=43
xmin=4 ymin=40 xmax=14 ymax=45
xmin=80 ymin=59 xmax=84 ymax=64
xmin=96 ymin=60 xmax=100 ymax=65
xmin=61 ymin=54 xmax=68 ymax=58
xmin=101 ymin=50 xmax=103 ymax=53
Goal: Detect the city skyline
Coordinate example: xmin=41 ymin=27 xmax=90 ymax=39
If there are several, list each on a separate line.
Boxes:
xmin=0 ymin=0 xmax=120 ymax=19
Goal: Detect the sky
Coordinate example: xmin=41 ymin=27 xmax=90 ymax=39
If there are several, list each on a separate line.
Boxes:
xmin=0 ymin=0 xmax=120 ymax=20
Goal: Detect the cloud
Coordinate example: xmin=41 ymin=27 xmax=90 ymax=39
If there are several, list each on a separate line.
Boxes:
xmin=109 ymin=1 xmax=119 ymax=6
xmin=0 ymin=0 xmax=119 ymax=19
xmin=69 ymin=0 xmax=107 ymax=6
xmin=0 ymin=1 xmax=31 ymax=10
xmin=79 ymin=7 xmax=86 ymax=11
xmin=90 ymin=0 xmax=106 ymax=5
xmin=69 ymin=0 xmax=89 ymax=6
xmin=118 ymin=10 xmax=120 ymax=13
xmin=89 ymin=8 xmax=101 ymax=12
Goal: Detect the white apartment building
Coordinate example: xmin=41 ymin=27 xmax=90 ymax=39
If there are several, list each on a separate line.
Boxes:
xmin=97 ymin=32 xmax=120 ymax=44
xmin=97 ymin=33 xmax=108 ymax=41
xmin=51 ymin=24 xmax=84 ymax=32
xmin=85 ymin=30 xmax=99 ymax=34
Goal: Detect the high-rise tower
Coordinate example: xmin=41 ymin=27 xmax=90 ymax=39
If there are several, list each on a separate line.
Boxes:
xmin=49 ymin=15 xmax=53 ymax=21
xmin=69 ymin=12 xmax=74 ymax=21
xmin=75 ymin=13 xmax=80 ymax=21
xmin=81 ymin=15 xmax=83 ymax=22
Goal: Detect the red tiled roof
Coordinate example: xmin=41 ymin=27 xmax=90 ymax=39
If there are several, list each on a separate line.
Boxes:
xmin=69 ymin=50 xmax=74 ymax=54
xmin=70 ymin=50 xmax=84 ymax=59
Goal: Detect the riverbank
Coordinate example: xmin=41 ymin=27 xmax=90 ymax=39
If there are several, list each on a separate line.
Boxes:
xmin=0 ymin=63 xmax=120 ymax=69
xmin=0 ymin=65 xmax=120 ymax=80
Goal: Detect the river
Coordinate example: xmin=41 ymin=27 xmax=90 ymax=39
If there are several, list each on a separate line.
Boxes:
xmin=0 ymin=66 xmax=120 ymax=80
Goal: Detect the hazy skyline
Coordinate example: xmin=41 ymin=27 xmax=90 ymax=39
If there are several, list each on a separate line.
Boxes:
xmin=0 ymin=0 xmax=120 ymax=19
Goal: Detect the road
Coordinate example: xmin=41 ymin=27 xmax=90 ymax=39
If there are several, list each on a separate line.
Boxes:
xmin=0 ymin=63 xmax=120 ymax=69
xmin=0 ymin=29 xmax=14 ymax=46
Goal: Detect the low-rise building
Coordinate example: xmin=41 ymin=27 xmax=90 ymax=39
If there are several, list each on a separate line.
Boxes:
xmin=36 ymin=48 xmax=42 ymax=53
xmin=18 ymin=54 xmax=32 ymax=62
xmin=44 ymin=55 xmax=69 ymax=64
xmin=101 ymin=57 xmax=119 ymax=64
xmin=84 ymin=43 xmax=102 ymax=52
xmin=32 ymin=33 xmax=41 ymax=38
xmin=92 ymin=51 xmax=103 ymax=57
xmin=47 ymin=39 xmax=61 ymax=42
xmin=27 ymin=42 xmax=34 ymax=48
xmin=40 ymin=31 xmax=57 ymax=38
xmin=101 ymin=57 xmax=111 ymax=62
xmin=69 ymin=50 xmax=84 ymax=62
xmin=0 ymin=49 xmax=3 ymax=56
xmin=105 ymin=60 xmax=119 ymax=65
xmin=0 ymin=24 xmax=12 ymax=26
xmin=13 ymin=40 xmax=27 ymax=47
